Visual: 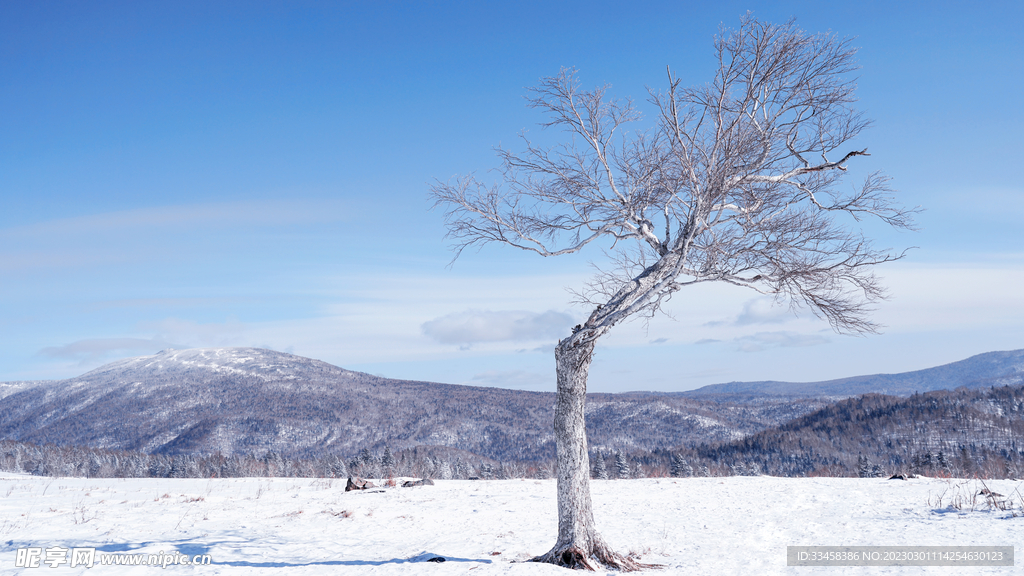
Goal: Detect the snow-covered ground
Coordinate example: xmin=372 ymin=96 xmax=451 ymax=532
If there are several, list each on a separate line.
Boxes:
xmin=1 ymin=472 xmax=1020 ymax=574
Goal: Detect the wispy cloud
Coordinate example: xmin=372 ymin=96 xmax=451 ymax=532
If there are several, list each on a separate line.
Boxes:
xmin=421 ymin=309 xmax=575 ymax=346
xmin=137 ymin=317 xmax=251 ymax=347
xmin=39 ymin=337 xmax=186 ymax=364
xmin=735 ymin=299 xmax=793 ymax=325
xmin=734 ymin=331 xmax=830 ymax=353
xmin=704 ymin=298 xmax=794 ymax=328
xmin=0 ymin=199 xmax=360 ymax=272
xmin=468 ymin=369 xmax=551 ymax=390
xmin=516 ymin=345 xmax=554 ymax=354
xmin=1 ymin=199 xmax=354 ymax=238
xmin=88 ymin=298 xmax=229 ymax=311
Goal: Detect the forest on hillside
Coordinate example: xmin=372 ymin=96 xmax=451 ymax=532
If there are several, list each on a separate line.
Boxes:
xmin=662 ymin=385 xmax=1024 ymax=478
xmin=3 ymin=385 xmax=1022 ymax=480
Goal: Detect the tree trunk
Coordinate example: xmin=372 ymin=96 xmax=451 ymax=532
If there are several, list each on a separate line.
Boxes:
xmin=531 ymin=338 xmax=639 ymax=571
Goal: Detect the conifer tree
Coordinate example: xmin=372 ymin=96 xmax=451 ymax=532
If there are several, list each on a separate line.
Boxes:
xmin=672 ymin=454 xmax=694 ymax=478
xmin=857 ymin=455 xmax=871 ymax=478
xmin=592 ymin=452 xmax=608 ymax=480
xmin=631 ymin=458 xmax=646 ymax=478
xmin=614 ymin=452 xmax=630 ymax=479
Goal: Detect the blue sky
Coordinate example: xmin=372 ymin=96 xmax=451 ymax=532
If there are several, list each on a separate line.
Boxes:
xmin=2 ymin=1 xmax=1022 ymax=392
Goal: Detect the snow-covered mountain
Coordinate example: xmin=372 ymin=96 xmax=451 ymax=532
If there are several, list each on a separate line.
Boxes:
xmin=4 ymin=347 xmax=1021 ymax=464
xmin=0 ymin=348 xmax=812 ymax=460
xmin=680 ymin=349 xmax=1024 ymax=399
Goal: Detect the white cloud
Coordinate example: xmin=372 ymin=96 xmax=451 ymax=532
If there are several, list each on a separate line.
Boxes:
xmin=516 ymin=345 xmax=554 ymax=354
xmin=468 ymin=369 xmax=551 ymax=390
xmin=421 ymin=309 xmax=575 ymax=345
xmin=735 ymin=298 xmax=794 ymax=325
xmin=702 ymin=298 xmax=795 ymax=328
xmin=877 ymin=263 xmax=1024 ymax=332
xmin=1 ymin=199 xmax=354 ymax=238
xmin=734 ymin=331 xmax=830 ymax=353
xmin=39 ymin=337 xmax=186 ymax=364
xmin=137 ymin=317 xmax=250 ymax=347
xmin=25 ymin=259 xmax=1024 ymax=390
xmin=0 ymin=199 xmax=361 ymax=273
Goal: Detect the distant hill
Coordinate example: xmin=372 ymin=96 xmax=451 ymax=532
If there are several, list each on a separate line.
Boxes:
xmin=679 ymin=349 xmax=1024 ymax=400
xmin=0 ymin=348 xmax=822 ymax=461
xmin=683 ymin=384 xmax=1024 ymax=477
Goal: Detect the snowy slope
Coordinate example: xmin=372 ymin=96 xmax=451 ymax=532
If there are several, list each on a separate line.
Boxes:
xmin=0 ymin=381 xmax=52 ymax=401
xmin=1 ymin=472 xmax=1020 ymax=574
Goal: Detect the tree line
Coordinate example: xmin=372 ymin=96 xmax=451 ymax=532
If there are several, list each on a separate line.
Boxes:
xmin=0 ymin=439 xmax=550 ymax=480
xmin=5 ymin=385 xmax=1021 ymax=480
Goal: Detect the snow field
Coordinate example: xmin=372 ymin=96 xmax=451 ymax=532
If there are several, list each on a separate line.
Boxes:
xmin=1 ymin=473 xmax=1020 ymax=575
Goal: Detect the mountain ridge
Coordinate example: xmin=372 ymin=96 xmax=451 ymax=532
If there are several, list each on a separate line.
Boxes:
xmin=0 ymin=347 xmax=821 ymax=461
xmin=3 ymin=347 xmax=1022 ymax=464
xmin=677 ymin=349 xmax=1024 ymax=399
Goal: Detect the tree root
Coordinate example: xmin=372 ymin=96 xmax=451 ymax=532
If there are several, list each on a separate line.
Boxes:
xmin=530 ymin=543 xmax=657 ymax=571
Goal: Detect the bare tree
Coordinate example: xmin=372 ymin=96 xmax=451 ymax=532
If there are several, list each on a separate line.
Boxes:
xmin=431 ymin=15 xmax=915 ymax=571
